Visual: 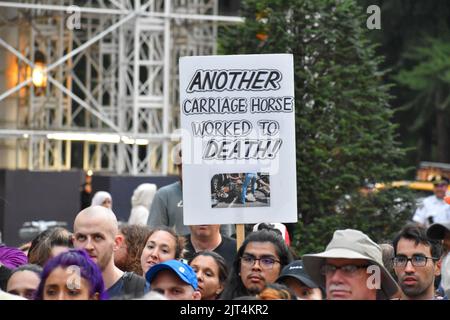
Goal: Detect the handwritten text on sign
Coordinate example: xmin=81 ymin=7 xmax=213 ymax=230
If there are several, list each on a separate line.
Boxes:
xmin=181 ymin=69 xmax=294 ymax=161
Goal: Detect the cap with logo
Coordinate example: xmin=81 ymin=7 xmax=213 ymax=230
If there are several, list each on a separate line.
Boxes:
xmin=276 ymin=260 xmax=319 ymax=289
xmin=145 ymin=259 xmax=198 ymax=290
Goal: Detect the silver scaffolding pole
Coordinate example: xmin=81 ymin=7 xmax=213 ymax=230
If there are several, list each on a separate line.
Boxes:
xmin=0 ymin=0 xmax=241 ymax=174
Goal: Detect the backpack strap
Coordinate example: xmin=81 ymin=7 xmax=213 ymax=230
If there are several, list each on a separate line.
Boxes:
xmin=122 ymin=272 xmax=146 ymax=298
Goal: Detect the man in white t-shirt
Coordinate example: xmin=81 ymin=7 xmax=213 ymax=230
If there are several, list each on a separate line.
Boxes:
xmin=413 ymin=177 xmax=450 ymax=227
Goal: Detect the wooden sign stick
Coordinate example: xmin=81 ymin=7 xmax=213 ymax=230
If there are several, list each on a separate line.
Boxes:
xmin=236 ymin=224 xmax=245 ymax=251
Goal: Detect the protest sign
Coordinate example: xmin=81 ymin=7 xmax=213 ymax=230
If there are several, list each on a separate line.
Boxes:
xmin=179 ymin=54 xmax=297 ymax=225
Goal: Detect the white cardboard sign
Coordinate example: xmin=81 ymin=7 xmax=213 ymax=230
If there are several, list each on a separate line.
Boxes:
xmin=179 ymin=54 xmax=297 ymax=225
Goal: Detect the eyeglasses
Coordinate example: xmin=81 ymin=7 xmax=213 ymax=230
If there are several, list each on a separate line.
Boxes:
xmin=240 ymin=254 xmax=281 ymax=269
xmin=320 ymin=264 xmax=369 ymax=276
xmin=392 ymin=255 xmax=437 ymax=268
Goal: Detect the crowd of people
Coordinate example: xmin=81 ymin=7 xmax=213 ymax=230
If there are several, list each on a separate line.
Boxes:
xmin=0 ymin=174 xmax=449 ymax=301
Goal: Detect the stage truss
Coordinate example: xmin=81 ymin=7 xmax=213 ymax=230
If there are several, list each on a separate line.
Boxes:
xmin=0 ymin=0 xmax=242 ymax=174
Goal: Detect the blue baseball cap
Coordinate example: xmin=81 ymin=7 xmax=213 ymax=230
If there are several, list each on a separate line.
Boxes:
xmin=145 ymin=260 xmax=198 ymax=290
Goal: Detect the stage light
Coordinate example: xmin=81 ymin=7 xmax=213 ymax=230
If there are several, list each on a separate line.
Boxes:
xmin=32 ymin=62 xmax=47 ymax=87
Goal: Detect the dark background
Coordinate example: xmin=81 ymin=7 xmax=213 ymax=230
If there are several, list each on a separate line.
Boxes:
xmin=0 ymin=169 xmax=177 ymax=246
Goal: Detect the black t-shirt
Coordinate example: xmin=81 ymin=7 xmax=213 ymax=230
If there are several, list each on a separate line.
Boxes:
xmin=184 ymin=235 xmax=237 ymax=270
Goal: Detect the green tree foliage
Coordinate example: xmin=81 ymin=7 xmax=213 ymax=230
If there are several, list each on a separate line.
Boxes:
xmin=297 ymin=188 xmax=416 ymax=254
xmin=394 ymin=37 xmax=450 ymax=163
xmin=358 ymin=0 xmax=450 ymax=166
xmin=220 ymin=0 xmax=415 ymax=254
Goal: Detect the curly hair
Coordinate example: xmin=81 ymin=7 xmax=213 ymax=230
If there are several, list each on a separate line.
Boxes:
xmin=117 ymin=224 xmax=152 ymax=274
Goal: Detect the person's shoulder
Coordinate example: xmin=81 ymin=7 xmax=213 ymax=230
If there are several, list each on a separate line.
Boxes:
xmin=219 ymin=235 xmax=237 ymax=250
xmin=422 ymin=195 xmax=438 ymax=205
xmin=151 ymin=182 xmax=177 ymax=201
xmin=157 ymin=181 xmax=181 ymax=193
xmin=222 ymin=235 xmax=237 ymax=244
xmin=120 ymin=272 xmax=147 ymax=298
xmin=182 ymin=237 xmax=195 ymax=261
xmin=124 ymin=271 xmax=146 ymax=282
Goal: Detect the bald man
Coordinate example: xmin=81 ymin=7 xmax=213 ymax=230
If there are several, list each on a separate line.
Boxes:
xmin=73 ymin=206 xmax=147 ymax=299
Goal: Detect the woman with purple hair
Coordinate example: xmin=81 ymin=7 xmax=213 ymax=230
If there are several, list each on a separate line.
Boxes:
xmin=35 ymin=249 xmax=107 ymax=300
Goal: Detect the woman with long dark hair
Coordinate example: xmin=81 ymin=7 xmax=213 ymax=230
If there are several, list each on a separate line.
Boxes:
xmin=221 ymin=229 xmax=293 ymax=299
xmin=189 ymin=251 xmax=228 ymax=300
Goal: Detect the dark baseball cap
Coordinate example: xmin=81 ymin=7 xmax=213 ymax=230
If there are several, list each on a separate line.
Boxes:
xmin=432 ymin=176 xmax=450 ymax=185
xmin=276 ymin=260 xmax=319 ymax=289
xmin=427 ymin=222 xmax=450 ymax=240
xmin=145 ymin=260 xmax=198 ymax=290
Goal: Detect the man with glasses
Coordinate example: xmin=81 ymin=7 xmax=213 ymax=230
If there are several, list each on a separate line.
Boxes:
xmin=220 ymin=229 xmax=293 ymax=299
xmin=303 ymin=229 xmax=399 ymax=300
xmin=413 ymin=177 xmax=450 ymax=227
xmin=393 ymin=224 xmax=442 ymax=300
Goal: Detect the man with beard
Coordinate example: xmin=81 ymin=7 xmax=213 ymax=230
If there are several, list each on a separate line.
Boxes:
xmin=73 ymin=206 xmax=147 ymax=299
xmin=393 ymin=224 xmax=442 ymax=300
xmin=220 ymin=229 xmax=293 ymax=299
xmin=302 ymin=229 xmax=400 ymax=300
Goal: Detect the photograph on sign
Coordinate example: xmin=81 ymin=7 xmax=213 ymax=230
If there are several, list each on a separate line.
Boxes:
xmin=211 ymin=172 xmax=270 ymax=208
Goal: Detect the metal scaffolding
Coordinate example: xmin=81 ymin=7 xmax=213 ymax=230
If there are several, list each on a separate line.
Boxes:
xmin=0 ymin=0 xmax=242 ymax=174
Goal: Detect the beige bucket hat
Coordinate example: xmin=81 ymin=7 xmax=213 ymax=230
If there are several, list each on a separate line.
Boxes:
xmin=302 ymin=229 xmax=399 ymax=299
